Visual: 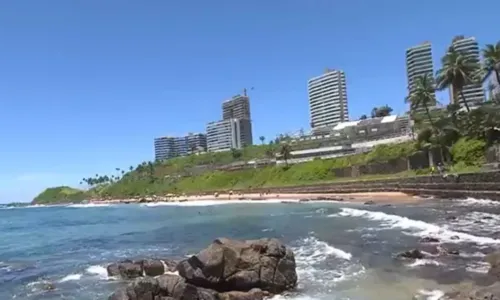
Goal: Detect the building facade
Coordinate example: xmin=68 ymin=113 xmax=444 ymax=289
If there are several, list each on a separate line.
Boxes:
xmin=405 ymin=42 xmax=436 ymax=109
xmin=154 ymin=133 xmax=207 ymax=160
xmin=206 ymin=118 xmax=251 ymax=152
xmin=308 ymin=69 xmax=349 ymax=130
xmin=450 ymin=36 xmax=485 ymax=107
xmin=222 ymin=95 xmax=251 ymax=120
xmin=186 ymin=133 xmax=208 ymax=153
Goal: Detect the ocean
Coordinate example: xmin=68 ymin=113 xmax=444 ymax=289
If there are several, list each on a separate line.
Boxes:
xmin=1 ymin=198 xmax=499 ymax=300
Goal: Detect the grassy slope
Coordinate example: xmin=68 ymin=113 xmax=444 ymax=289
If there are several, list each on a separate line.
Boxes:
xmin=99 ymin=142 xmax=419 ymax=197
xmin=32 ymin=186 xmax=89 ymax=204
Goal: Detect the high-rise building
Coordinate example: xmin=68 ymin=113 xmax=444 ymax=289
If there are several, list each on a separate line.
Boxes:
xmin=154 ymin=137 xmax=176 ymax=161
xmin=186 ymin=133 xmax=208 ymax=153
xmin=308 ymin=69 xmax=349 ymax=130
xmin=154 ymin=133 xmax=207 ymax=160
xmin=405 ymin=42 xmax=436 ymax=109
xmin=206 ymin=118 xmax=251 ymax=152
xmin=450 ymin=36 xmax=485 ymax=107
xmin=222 ymin=95 xmax=251 ymax=120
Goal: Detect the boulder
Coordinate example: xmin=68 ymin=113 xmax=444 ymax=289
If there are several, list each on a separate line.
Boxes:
xmin=218 ymin=289 xmax=267 ymax=300
xmin=142 ymin=259 xmax=165 ymax=277
xmin=445 ymin=282 xmax=500 ymax=300
xmin=109 ymin=274 xmax=207 ymax=300
xmin=487 ymin=251 xmax=500 ymax=278
xmin=176 ymin=238 xmax=297 ymax=294
xmin=419 ymin=237 xmax=440 ymax=243
xmin=396 ymin=249 xmax=424 ymax=260
xmin=107 ymin=259 xmax=177 ymax=279
xmin=364 ymin=200 xmax=375 ymax=205
xmin=107 ymin=260 xmax=144 ymax=279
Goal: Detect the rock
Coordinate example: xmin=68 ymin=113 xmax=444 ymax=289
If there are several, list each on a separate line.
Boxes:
xmin=108 ymin=259 xmax=178 ymax=279
xmin=298 ymin=199 xmax=310 ymax=202
xmin=445 ymin=282 xmax=500 ymax=300
xmin=445 ymin=215 xmax=457 ymax=221
xmin=109 ymin=274 xmax=206 ymax=300
xmin=396 ymin=249 xmax=424 ymax=260
xmin=487 ymin=252 xmax=500 ymax=278
xmin=218 ymin=289 xmax=266 ymax=300
xmin=142 ymin=259 xmax=165 ymax=277
xmin=107 ymin=260 xmax=144 ymax=279
xmin=447 ymin=249 xmax=460 ymax=255
xmin=176 ymin=238 xmax=297 ymax=294
xmin=364 ymin=200 xmax=375 ymax=205
xmin=450 ymin=235 xmax=460 ymax=240
xmin=419 ymin=237 xmax=440 ymax=243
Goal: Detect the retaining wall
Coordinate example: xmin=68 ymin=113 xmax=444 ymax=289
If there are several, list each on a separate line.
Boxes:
xmin=221 ymin=171 xmax=500 ymax=200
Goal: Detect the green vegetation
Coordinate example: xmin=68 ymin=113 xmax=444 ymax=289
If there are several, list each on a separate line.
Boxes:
xmin=33 ymin=186 xmax=88 ymax=204
xmin=33 ymin=39 xmax=500 ymax=203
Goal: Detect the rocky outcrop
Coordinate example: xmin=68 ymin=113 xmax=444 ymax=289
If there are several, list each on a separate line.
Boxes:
xmin=107 ymin=259 xmax=177 ymax=279
xmin=176 ymin=238 xmax=297 ymax=294
xmin=396 ymin=249 xmax=424 ymax=260
xmin=108 ymin=238 xmax=297 ymax=300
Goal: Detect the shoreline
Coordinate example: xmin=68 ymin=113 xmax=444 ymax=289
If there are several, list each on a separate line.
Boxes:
xmin=90 ymin=191 xmax=423 ymax=205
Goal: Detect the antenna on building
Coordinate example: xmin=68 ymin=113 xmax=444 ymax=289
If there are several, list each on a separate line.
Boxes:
xmin=242 ymin=87 xmax=254 ymax=97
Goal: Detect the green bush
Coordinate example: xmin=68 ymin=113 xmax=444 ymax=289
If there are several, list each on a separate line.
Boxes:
xmin=450 ymin=138 xmax=486 ymax=167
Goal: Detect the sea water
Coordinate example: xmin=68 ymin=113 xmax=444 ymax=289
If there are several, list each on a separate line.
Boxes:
xmin=1 ymin=198 xmax=499 ymax=299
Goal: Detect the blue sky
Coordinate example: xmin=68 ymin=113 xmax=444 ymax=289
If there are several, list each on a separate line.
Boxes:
xmin=0 ymin=0 xmax=499 ymax=203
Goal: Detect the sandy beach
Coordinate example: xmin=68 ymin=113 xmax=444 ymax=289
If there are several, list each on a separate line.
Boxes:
xmin=92 ymin=191 xmax=422 ymax=205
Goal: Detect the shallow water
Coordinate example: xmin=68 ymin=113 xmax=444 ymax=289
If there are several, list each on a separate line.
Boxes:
xmin=1 ymin=198 xmax=499 ymax=299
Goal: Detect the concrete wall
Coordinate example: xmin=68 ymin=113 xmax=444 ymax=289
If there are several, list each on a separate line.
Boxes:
xmin=226 ymin=171 xmax=500 ymax=200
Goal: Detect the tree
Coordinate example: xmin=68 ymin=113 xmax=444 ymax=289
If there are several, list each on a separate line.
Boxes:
xmin=360 ymin=114 xmax=368 ymax=120
xmin=482 ymin=41 xmax=500 ymax=86
xmin=230 ymin=148 xmax=242 ymax=159
xmin=259 ymin=136 xmax=265 ymax=144
xmin=371 ymin=106 xmax=393 ymax=118
xmin=406 ymin=74 xmax=437 ymax=129
xmin=436 ymin=47 xmax=479 ymax=112
xmin=279 ymin=143 xmax=292 ymax=167
xmin=129 ymin=166 xmax=133 ymax=171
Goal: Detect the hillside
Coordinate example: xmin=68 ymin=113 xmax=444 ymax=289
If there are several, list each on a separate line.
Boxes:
xmin=90 ymin=142 xmax=420 ymax=198
xmin=32 ymin=186 xmax=89 ymax=204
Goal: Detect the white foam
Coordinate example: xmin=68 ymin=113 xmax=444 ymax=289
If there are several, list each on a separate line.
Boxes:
xmin=407 ymin=259 xmax=441 ymax=267
xmin=333 ymin=208 xmax=500 ymax=245
xmin=86 ymin=265 xmax=109 ymax=279
xmin=141 ymin=199 xmax=293 ymax=207
xmin=418 ymin=289 xmax=445 ymax=300
xmin=295 ymin=237 xmax=352 ymax=261
xmin=456 ymin=197 xmax=500 ymax=206
xmin=59 ymin=273 xmax=82 ymax=282
xmin=466 ymin=261 xmax=490 ymax=274
xmin=68 ymin=203 xmax=111 ymax=208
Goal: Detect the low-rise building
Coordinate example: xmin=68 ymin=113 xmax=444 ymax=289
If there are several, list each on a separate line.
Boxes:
xmin=154 ymin=133 xmax=207 ymax=160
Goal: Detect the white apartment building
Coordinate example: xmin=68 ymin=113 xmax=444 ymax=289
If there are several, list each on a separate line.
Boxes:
xmin=405 ymin=42 xmax=436 ymax=109
xmin=450 ymin=36 xmax=485 ymax=107
xmin=308 ymin=69 xmax=349 ymax=129
xmin=206 ymin=118 xmax=250 ymax=152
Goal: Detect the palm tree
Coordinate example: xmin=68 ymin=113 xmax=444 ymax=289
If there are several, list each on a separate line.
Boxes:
xmin=279 ymin=143 xmax=292 ymax=167
xmin=360 ymin=114 xmax=367 ymax=120
xmin=406 ymin=74 xmax=437 ymax=129
xmin=129 ymin=166 xmax=133 ymax=171
xmin=482 ymin=41 xmax=500 ymax=86
xmin=436 ymin=47 xmax=479 ymax=112
xmin=259 ymin=136 xmax=265 ymax=144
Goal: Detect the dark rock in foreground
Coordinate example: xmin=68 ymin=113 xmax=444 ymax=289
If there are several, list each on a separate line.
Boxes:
xmin=107 ymin=259 xmax=177 ymax=279
xmin=177 ymin=237 xmax=297 ymax=294
xmin=396 ymin=249 xmax=424 ymax=260
xmin=108 ymin=238 xmax=297 ymax=300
